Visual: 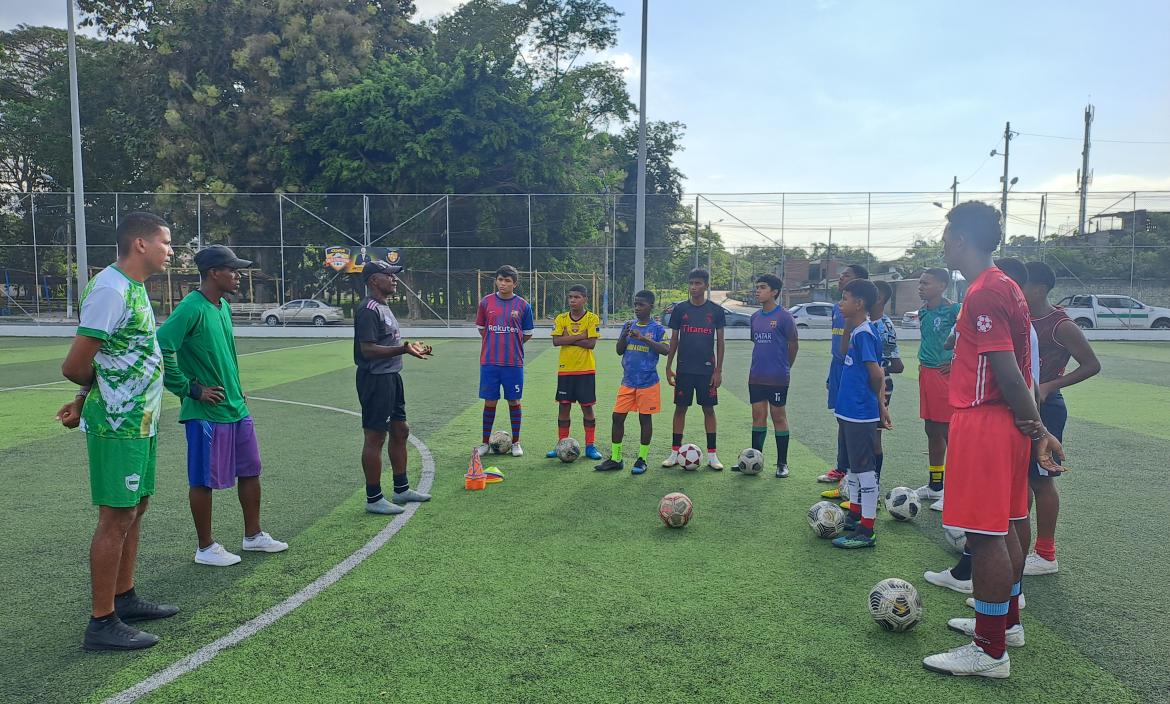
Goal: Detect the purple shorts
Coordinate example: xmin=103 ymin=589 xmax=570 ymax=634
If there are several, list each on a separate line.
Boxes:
xmin=185 ymin=416 xmax=262 ymax=489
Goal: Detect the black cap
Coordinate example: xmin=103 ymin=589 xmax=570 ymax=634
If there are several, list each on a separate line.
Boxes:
xmin=362 ymin=259 xmax=404 ymax=281
xmin=194 ymin=245 xmax=252 ymax=272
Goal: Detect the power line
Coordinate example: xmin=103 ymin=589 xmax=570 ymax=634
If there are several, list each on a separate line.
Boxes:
xmin=1017 ymin=131 xmax=1170 ymax=145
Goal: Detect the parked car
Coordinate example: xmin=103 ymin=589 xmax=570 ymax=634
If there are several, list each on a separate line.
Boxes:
xmin=660 ymin=301 xmax=751 ymax=327
xmin=1057 ymin=294 xmax=1170 ymax=330
xmin=261 ymin=299 xmax=346 ymax=327
xmin=787 ymin=302 xmax=835 ymax=329
xmin=900 ymin=310 xmax=920 ymax=329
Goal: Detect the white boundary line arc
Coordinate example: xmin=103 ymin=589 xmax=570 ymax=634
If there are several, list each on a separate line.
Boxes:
xmin=102 ymin=395 xmax=435 ymax=704
xmin=0 ymin=379 xmax=69 ymax=392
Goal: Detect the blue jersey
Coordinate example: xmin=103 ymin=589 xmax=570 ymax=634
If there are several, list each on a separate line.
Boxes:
xmin=830 ymin=303 xmax=846 ymax=362
xmin=749 ymin=306 xmax=798 ymax=386
xmin=834 ymin=320 xmax=882 ymax=423
xmin=620 ymin=319 xmax=666 ymax=389
xmin=476 ymin=293 xmax=534 ymax=367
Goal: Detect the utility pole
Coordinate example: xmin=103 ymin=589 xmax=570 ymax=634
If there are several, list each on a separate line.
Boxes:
xmin=1077 ymin=104 xmax=1094 ymax=236
xmin=1037 ymin=193 xmax=1047 ymax=258
xmin=950 ymin=175 xmax=958 ymax=207
xmin=632 ymin=0 xmax=649 ymax=295
xmin=66 ymin=0 xmax=89 ymax=292
xmin=694 ymin=195 xmax=700 ymax=270
xmin=999 ymin=121 xmax=1012 ymax=226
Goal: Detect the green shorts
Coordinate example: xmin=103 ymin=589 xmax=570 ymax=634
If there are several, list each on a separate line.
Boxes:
xmin=86 ymin=434 xmax=157 ymax=508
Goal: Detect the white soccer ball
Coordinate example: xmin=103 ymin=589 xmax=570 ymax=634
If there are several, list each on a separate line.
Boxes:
xmin=737 ymin=448 xmax=764 ymax=475
xmin=555 ymin=437 xmax=581 ymax=463
xmin=807 ymin=500 xmax=846 ymax=539
xmin=868 ymin=577 xmax=924 ymax=632
xmin=943 ymin=527 xmax=967 ymax=553
xmin=678 ymin=443 xmax=703 ymax=471
xmin=488 ymin=430 xmax=512 ymax=454
xmin=658 ymin=492 xmax=693 ymax=528
xmin=885 ymin=486 xmax=921 ymax=522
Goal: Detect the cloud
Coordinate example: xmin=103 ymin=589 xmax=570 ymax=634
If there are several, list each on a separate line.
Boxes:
xmin=413 ymin=0 xmax=467 ymax=22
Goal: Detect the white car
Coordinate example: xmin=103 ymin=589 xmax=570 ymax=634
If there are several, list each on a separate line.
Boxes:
xmin=901 ymin=311 xmax=920 ymax=329
xmin=788 ymin=302 xmax=835 ymax=329
xmin=1058 ymin=294 xmax=1170 ymax=330
xmin=261 ymin=299 xmax=346 ymax=327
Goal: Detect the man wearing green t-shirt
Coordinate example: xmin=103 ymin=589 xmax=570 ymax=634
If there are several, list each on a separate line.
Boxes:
xmin=916 ymin=267 xmax=962 ymax=512
xmin=58 ymin=212 xmax=179 ymax=651
xmin=157 ymin=245 xmax=288 ymax=567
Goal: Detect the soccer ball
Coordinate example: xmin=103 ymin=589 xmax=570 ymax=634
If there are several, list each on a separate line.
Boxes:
xmin=885 ymin=486 xmax=921 ymax=521
xmin=807 ymin=500 xmax=846 ymax=539
xmin=678 ymin=443 xmax=703 ymax=471
xmin=943 ymin=527 xmax=967 ymax=553
xmin=658 ymin=492 xmax=693 ymax=528
xmin=838 ymin=474 xmax=852 ymax=501
xmin=488 ymin=430 xmax=512 ymax=454
xmin=555 ymin=437 xmax=581 ymax=463
xmin=868 ymin=577 xmax=924 ymax=632
xmin=737 ymin=448 xmax=764 ymax=475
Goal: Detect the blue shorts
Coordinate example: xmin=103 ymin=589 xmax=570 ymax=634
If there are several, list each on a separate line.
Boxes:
xmin=185 ymin=417 xmax=262 ymax=490
xmin=1030 ymin=393 xmax=1067 ymax=479
xmin=479 ymin=365 xmax=524 ymax=401
xmin=827 ymin=358 xmax=844 ymax=410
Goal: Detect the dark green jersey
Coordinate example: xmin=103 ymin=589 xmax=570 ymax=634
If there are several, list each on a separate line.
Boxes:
xmin=918 ymin=301 xmax=961 ymax=368
xmin=157 ymin=291 xmax=249 ymax=423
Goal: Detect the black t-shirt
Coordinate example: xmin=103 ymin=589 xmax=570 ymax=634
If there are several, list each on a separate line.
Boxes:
xmin=354 ymin=297 xmax=403 ymax=374
xmin=669 ymin=299 xmax=725 ymax=375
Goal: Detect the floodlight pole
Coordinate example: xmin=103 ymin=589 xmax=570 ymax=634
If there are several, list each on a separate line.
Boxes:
xmin=632 ymin=0 xmax=648 ymax=296
xmin=67 ymin=0 xmax=89 ymax=293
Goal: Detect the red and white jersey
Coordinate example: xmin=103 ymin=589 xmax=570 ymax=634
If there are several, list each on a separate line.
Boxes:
xmin=949 ymin=267 xmax=1032 ymax=408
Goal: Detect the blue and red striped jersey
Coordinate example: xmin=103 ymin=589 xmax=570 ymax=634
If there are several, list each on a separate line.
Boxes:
xmin=476 ymin=293 xmax=534 ymax=367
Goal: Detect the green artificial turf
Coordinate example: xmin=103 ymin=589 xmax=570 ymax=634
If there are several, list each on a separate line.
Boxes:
xmin=0 ymin=336 xmax=1165 ymax=703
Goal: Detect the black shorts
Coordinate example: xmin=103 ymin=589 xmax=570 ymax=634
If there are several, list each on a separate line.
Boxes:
xmin=1030 ymin=392 xmax=1067 ymax=479
xmin=674 ymin=373 xmax=718 ymax=407
xmin=556 ymin=374 xmax=596 ymax=405
xmin=357 ymin=369 xmax=406 ymax=431
xmin=839 ymin=418 xmax=878 ymax=474
xmin=748 ymin=384 xmax=789 ymax=407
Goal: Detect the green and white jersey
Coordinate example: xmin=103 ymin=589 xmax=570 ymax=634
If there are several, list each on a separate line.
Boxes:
xmin=77 ymin=265 xmax=164 ymax=438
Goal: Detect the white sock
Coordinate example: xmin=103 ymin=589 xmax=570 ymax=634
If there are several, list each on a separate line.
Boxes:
xmin=847 ymin=473 xmax=860 ymax=505
xmin=708 ymin=451 xmax=718 ymax=461
xmin=197 ymin=542 xmax=220 ymax=553
xmin=858 ymin=470 xmax=879 ymax=519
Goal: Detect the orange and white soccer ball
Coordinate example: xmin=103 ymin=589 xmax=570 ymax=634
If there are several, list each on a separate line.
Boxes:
xmin=678 ymin=443 xmax=703 ymax=471
xmin=658 ymin=492 xmax=693 ymax=528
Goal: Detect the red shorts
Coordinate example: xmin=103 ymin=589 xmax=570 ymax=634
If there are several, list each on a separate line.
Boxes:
xmin=941 ymin=405 xmax=1031 ymax=536
xmin=918 ymin=366 xmax=953 ymax=423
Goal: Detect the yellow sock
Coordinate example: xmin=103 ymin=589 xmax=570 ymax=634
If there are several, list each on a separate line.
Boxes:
xmin=929 ymin=465 xmax=945 ymax=490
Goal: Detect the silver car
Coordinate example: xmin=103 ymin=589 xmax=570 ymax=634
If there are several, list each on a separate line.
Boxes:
xmin=261 ymin=299 xmax=346 ymax=327
xmin=788 ymin=302 xmax=835 ymax=329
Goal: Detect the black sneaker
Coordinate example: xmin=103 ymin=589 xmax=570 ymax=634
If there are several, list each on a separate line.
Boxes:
xmin=593 ymin=458 xmax=624 ymax=472
xmin=116 ymin=593 xmax=180 ymax=621
xmin=731 ymin=463 xmax=742 ymax=472
xmin=774 ymin=463 xmax=789 ymax=478
xmin=842 ymin=513 xmax=861 ymax=533
xmin=83 ymin=616 xmax=160 ymax=651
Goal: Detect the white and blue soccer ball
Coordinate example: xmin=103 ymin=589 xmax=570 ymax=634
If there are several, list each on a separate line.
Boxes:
xmin=885 ymin=486 xmax=921 ymax=521
xmin=737 ymin=448 xmax=764 ymax=475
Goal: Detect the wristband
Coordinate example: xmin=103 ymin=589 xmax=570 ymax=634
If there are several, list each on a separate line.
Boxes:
xmin=1030 ymin=427 xmax=1048 ymax=441
xmin=75 ymin=386 xmax=90 ymax=399
xmin=188 ymin=382 xmax=203 ymax=400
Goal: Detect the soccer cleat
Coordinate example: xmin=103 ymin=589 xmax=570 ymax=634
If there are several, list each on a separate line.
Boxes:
xmin=476 ymin=443 xmax=491 ymax=457
xmin=707 ymin=454 xmax=724 ymax=471
xmin=821 ymin=486 xmax=843 ymax=499
xmin=83 ymin=616 xmax=160 ymax=651
xmin=242 ymin=531 xmax=289 ymax=553
xmin=510 ymin=442 xmax=524 ymax=457
xmin=115 ymin=593 xmax=179 ymax=622
xmin=662 ymin=450 xmax=680 ymax=467
xmin=1023 ymin=552 xmax=1059 ymax=575
xmin=916 ymin=484 xmax=943 ymax=501
xmin=922 ymin=642 xmax=1010 ymax=679
xmin=365 ymin=498 xmax=405 ymax=515
xmin=842 ymin=512 xmax=860 ymax=533
xmin=947 ymin=618 xmax=1026 ymax=647
xmin=631 ymin=458 xmax=648 ymax=475
xmin=392 ymin=488 xmax=431 ymax=504
xmin=775 ymin=463 xmax=789 ymax=478
xmin=924 ymin=568 xmax=973 ymax=594
xmin=584 ymin=444 xmax=603 ymax=460
xmin=831 ymin=530 xmax=876 ymax=549
xmin=546 ymin=449 xmax=559 ymax=459
xmin=818 ymin=468 xmax=846 ymax=483
xmin=594 ymin=458 xmax=624 ymax=472
xmin=930 ymin=497 xmax=944 ymax=511
xmin=194 ymin=543 xmax=241 ymax=567
xmin=731 ymin=462 xmax=742 ymax=472
xmin=967 ymin=594 xmax=1025 ymax=610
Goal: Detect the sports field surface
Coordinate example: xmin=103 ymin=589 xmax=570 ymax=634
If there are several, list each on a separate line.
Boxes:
xmin=1 ymin=336 xmax=1167 ymax=703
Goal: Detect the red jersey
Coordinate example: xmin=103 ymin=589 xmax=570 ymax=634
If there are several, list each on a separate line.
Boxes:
xmin=949 ymin=267 xmax=1032 ymax=408
xmin=476 ymin=293 xmax=534 ymax=367
xmin=1031 ymin=307 xmax=1074 ymax=384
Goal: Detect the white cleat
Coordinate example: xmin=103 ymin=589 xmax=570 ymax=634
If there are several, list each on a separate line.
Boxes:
xmin=930 ymin=496 xmax=944 ymax=511
xmin=476 ymin=443 xmax=491 ymax=457
xmin=392 ymin=488 xmax=431 ymax=504
xmin=967 ymin=594 xmax=1025 ymax=610
xmin=924 ymin=568 xmax=973 ymax=594
xmin=923 ymin=642 xmax=1010 ymax=679
xmin=510 ymin=442 xmax=524 ymax=457
xmin=194 ymin=543 xmax=242 ymax=567
xmin=241 ymin=531 xmax=289 ymax=553
xmin=916 ymin=484 xmax=943 ymax=502
xmin=662 ymin=450 xmax=680 ymax=468
xmin=1023 ymin=552 xmax=1059 ymax=575
xmin=707 ymin=453 xmax=724 ymax=471
xmin=365 ymin=498 xmax=405 ymax=515
xmin=947 ymin=618 xmax=1025 ymax=647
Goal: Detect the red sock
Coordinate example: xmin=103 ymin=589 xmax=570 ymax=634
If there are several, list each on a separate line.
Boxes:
xmin=974 ymin=612 xmax=1007 ymax=659
xmin=849 ymin=502 xmax=861 ymax=516
xmin=558 ymin=424 xmax=569 ymax=441
xmin=1034 ymin=537 xmax=1056 ymax=561
xmin=1007 ymin=594 xmax=1021 ymax=628
xmin=860 ymin=517 xmax=875 ymax=530
xmin=584 ymin=420 xmax=596 ymax=445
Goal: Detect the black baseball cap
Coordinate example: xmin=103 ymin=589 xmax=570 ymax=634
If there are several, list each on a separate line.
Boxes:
xmin=362 ymin=259 xmax=404 ymax=281
xmin=194 ymin=245 xmax=252 ymax=272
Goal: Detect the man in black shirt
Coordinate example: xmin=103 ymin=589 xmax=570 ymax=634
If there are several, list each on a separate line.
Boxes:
xmin=663 ymin=269 xmax=726 ymax=469
xmin=353 ymin=260 xmax=433 ymax=515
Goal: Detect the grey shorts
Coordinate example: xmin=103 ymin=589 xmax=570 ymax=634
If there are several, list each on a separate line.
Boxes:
xmin=838 ymin=418 xmax=878 ymax=474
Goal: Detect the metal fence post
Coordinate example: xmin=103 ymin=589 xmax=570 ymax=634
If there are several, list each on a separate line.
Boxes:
xmin=446 ymin=195 xmax=451 ymax=326
xmin=31 ymin=193 xmax=40 ymax=317
xmin=1130 ymin=191 xmax=1137 ymax=302
xmin=277 ymin=194 xmax=286 ymax=305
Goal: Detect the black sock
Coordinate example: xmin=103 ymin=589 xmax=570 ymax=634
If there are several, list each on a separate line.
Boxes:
xmin=951 ymin=551 xmax=973 ymax=581
xmin=115 ymin=587 xmax=136 ymax=600
xmin=366 ymin=484 xmax=383 ymax=503
xmin=775 ymin=431 xmax=790 ymax=465
xmin=751 ymin=426 xmax=766 ymax=452
xmin=91 ymin=611 xmax=116 ymax=623
xmin=836 ymin=424 xmax=849 ymax=472
xmin=875 ymin=453 xmax=884 ymax=481
xmin=393 ymin=475 xmax=409 ymax=494
xmin=706 ymin=432 xmax=717 ymax=452
xmin=672 ymin=433 xmax=683 ymax=448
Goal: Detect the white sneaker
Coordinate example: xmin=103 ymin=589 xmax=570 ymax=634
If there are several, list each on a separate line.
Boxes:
xmin=1023 ymin=552 xmax=1059 ymax=575
xmin=916 ymin=484 xmax=943 ymax=501
xmin=365 ymin=498 xmax=405 ymax=515
xmin=947 ymin=618 xmax=1026 ymax=647
xmin=707 ymin=453 xmax=724 ymax=471
xmin=391 ymin=488 xmax=431 ymax=505
xmin=511 ymin=442 xmax=524 ymax=457
xmin=930 ymin=496 xmax=944 ymax=511
xmin=662 ymin=450 xmax=679 ymax=468
xmin=967 ymin=594 xmax=1025 ymax=610
xmin=195 ymin=543 xmax=242 ymax=567
xmin=242 ymin=532 xmax=289 ymax=553
xmin=924 ymin=568 xmax=973 ymax=594
xmin=922 ymin=642 xmax=1010 ymax=678
xmin=476 ymin=443 xmax=491 ymax=457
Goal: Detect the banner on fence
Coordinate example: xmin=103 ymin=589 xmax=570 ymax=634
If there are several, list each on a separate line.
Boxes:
xmin=324 ymin=246 xmax=403 ymax=273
